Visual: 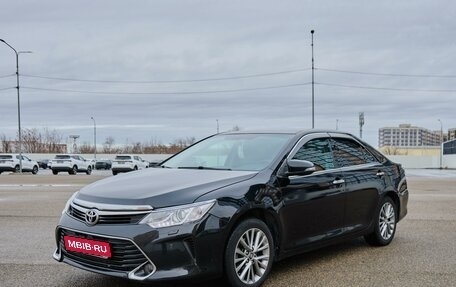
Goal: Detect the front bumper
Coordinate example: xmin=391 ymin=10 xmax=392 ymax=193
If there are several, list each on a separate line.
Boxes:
xmin=53 ymin=211 xmax=228 ymax=282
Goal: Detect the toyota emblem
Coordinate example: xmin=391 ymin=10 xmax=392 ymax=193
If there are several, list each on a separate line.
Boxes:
xmin=85 ymin=209 xmax=99 ymax=225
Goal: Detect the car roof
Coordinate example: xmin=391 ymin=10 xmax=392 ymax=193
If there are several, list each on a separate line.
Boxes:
xmin=221 ymin=129 xmax=356 ymax=138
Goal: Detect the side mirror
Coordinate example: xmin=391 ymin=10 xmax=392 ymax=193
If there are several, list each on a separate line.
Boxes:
xmin=285 ymin=159 xmax=316 ymax=176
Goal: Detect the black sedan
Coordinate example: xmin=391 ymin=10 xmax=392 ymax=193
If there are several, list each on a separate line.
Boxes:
xmin=53 ymin=130 xmax=408 ymax=287
xmin=95 ymin=160 xmax=112 ymax=170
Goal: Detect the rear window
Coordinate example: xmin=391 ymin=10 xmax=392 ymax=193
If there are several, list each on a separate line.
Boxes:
xmin=55 ymin=155 xmax=70 ymax=159
xmin=115 ymin=156 xmax=132 ymax=160
xmin=0 ymin=155 xmax=12 ymax=159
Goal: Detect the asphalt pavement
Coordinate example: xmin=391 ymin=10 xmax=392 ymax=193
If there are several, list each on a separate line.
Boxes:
xmin=0 ymin=169 xmax=455 ymax=287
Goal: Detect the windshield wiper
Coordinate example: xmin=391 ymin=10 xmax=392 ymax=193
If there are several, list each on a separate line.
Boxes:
xmin=177 ymin=166 xmax=232 ymax=171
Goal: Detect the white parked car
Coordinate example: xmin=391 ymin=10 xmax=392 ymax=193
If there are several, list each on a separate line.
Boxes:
xmin=51 ymin=154 xmax=92 ymax=175
xmin=0 ymin=154 xmax=39 ymax=174
xmin=111 ymin=155 xmax=148 ymax=175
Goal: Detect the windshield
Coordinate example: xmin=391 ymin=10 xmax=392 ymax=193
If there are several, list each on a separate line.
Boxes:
xmin=0 ymin=155 xmax=12 ymax=159
xmin=162 ymin=133 xmax=292 ymax=171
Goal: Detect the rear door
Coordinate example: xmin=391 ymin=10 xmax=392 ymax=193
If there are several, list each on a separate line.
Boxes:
xmin=329 ymin=134 xmax=386 ymax=232
xmin=279 ymin=134 xmax=346 ymax=251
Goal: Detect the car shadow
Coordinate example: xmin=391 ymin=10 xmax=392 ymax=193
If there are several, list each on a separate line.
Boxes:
xmin=64 ymin=238 xmax=373 ymax=287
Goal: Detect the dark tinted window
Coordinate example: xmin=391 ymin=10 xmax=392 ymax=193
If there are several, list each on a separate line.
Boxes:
xmin=0 ymin=155 xmax=12 ymax=159
xmin=115 ymin=156 xmax=132 ymax=160
xmin=331 ymin=138 xmax=377 ymax=167
xmin=293 ymin=138 xmax=334 ymax=171
xmin=55 ymin=155 xmax=70 ymax=159
xmin=443 ymin=140 xmax=456 ymax=155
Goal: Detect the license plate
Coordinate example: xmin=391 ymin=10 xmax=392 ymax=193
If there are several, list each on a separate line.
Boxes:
xmin=57 ymin=160 xmax=63 ymax=163
xmin=118 ymin=162 xmax=124 ymax=164
xmin=64 ymin=235 xmax=111 ymax=258
xmin=0 ymin=161 xmax=4 ymax=163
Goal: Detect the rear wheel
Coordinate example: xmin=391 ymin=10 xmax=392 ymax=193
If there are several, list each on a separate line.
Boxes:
xmin=86 ymin=166 xmax=92 ymax=175
xmin=112 ymin=171 xmax=117 ymax=175
xmin=225 ymin=218 xmax=274 ymax=287
xmin=32 ymin=165 xmax=39 ymax=175
xmin=365 ymin=197 xmax=397 ymax=246
xmin=52 ymin=170 xmax=58 ymax=175
xmin=69 ymin=165 xmax=78 ymax=175
xmin=14 ymin=165 xmax=20 ymax=173
xmin=134 ymin=166 xmax=138 ymax=171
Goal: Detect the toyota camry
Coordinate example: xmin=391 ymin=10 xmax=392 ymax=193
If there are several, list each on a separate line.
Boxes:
xmin=53 ymin=130 xmax=408 ymax=287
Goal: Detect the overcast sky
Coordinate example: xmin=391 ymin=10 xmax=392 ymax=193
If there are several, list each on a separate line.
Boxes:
xmin=1 ymin=0 xmax=455 ymax=148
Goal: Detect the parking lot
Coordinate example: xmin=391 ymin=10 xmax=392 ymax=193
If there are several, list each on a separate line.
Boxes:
xmin=1 ymin=169 xmax=455 ymax=287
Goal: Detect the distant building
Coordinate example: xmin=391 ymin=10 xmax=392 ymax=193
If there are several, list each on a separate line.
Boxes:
xmin=448 ymin=128 xmax=456 ymax=141
xmin=378 ymin=124 xmax=444 ymax=147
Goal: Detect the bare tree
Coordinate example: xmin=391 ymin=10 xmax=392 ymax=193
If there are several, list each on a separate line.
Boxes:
xmin=231 ymin=125 xmax=241 ymax=131
xmin=79 ymin=142 xmax=95 ymax=154
xmin=103 ymin=136 xmax=118 ymax=153
xmin=0 ymin=134 xmax=12 ymax=153
xmin=21 ymin=128 xmax=42 ymax=153
xmin=43 ymin=128 xmax=65 ymax=153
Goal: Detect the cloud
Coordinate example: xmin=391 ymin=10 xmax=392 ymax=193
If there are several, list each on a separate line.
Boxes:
xmin=1 ymin=0 xmax=455 ymax=147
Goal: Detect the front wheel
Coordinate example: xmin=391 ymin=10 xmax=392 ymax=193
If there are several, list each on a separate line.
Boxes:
xmin=86 ymin=166 xmax=92 ymax=175
xmin=14 ymin=165 xmax=20 ymax=173
xmin=52 ymin=170 xmax=58 ymax=175
xmin=365 ymin=197 xmax=397 ymax=246
xmin=225 ymin=219 xmax=274 ymax=287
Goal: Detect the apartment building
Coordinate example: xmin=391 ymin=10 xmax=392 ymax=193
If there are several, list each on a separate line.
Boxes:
xmin=378 ymin=124 xmax=445 ymax=147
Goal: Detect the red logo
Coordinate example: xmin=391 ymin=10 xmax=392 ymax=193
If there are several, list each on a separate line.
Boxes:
xmin=64 ymin=235 xmax=111 ymax=258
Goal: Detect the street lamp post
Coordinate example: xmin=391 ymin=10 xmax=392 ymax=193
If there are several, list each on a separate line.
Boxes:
xmin=438 ymin=119 xmax=443 ymax=169
xmin=216 ymin=119 xmax=219 ymax=134
xmin=311 ymin=30 xmax=315 ymax=129
xmin=336 ymin=119 xmax=339 ymax=130
xmin=91 ymin=117 xmax=97 ymax=160
xmin=0 ymin=39 xmax=32 ymax=174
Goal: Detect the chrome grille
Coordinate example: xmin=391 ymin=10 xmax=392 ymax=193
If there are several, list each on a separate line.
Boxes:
xmin=59 ymin=229 xmax=148 ymax=272
xmin=68 ymin=203 xmax=149 ymax=225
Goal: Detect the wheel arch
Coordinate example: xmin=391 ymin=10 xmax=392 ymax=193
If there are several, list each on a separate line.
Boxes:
xmin=383 ymin=190 xmax=400 ymax=220
xmin=225 ymin=207 xmax=281 ymax=260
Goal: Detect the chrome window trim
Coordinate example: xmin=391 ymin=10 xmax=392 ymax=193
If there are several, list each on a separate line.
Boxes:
xmin=70 ymin=202 xmax=152 ymax=216
xmin=57 ymin=226 xmax=157 ymax=281
xmin=73 ymin=198 xmax=153 ymax=211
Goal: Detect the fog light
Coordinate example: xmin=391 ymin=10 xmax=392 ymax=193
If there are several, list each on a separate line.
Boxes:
xmin=128 ymin=262 xmax=156 ymax=280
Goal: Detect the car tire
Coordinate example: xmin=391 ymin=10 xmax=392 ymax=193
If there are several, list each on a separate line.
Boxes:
xmin=224 ymin=218 xmax=274 ymax=287
xmin=52 ymin=170 xmax=58 ymax=175
xmin=112 ymin=171 xmax=117 ymax=176
xmin=86 ymin=166 xmax=92 ymax=175
xmin=134 ymin=166 xmax=138 ymax=171
xmin=69 ymin=165 xmax=77 ymax=175
xmin=365 ymin=196 xmax=397 ymax=246
xmin=14 ymin=165 xmax=20 ymax=173
xmin=32 ymin=165 xmax=39 ymax=175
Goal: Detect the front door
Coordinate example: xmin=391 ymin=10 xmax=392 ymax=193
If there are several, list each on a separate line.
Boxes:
xmin=279 ymin=135 xmax=346 ymax=251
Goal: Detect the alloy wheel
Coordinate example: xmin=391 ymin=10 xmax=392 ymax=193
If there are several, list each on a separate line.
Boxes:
xmin=379 ymin=202 xmax=395 ymax=240
xmin=234 ymin=228 xmax=270 ymax=285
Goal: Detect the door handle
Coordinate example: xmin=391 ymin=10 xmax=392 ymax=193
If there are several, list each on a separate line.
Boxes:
xmin=376 ymin=171 xmax=385 ymax=177
xmin=332 ymin=179 xmax=345 ymax=185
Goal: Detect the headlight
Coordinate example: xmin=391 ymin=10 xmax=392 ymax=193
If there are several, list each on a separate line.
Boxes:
xmin=140 ymin=200 xmax=216 ymax=228
xmin=62 ymin=192 xmax=78 ymax=215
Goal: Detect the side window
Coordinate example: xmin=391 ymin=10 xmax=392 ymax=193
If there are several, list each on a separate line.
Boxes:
xmin=134 ymin=156 xmax=139 ymax=161
xmin=331 ymin=138 xmax=377 ymax=167
xmin=292 ymin=138 xmax=335 ymax=171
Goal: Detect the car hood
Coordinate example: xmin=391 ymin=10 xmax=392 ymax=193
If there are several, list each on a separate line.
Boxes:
xmin=75 ymin=168 xmax=258 ymax=208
